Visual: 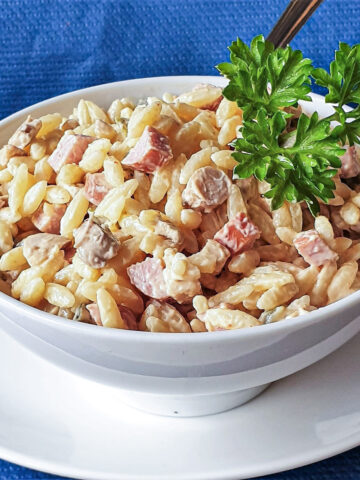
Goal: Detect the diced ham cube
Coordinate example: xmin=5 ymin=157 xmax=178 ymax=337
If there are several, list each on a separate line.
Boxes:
xmin=182 ymin=167 xmax=231 ymax=213
xmin=214 ymin=212 xmax=260 ymax=254
xmin=86 ymin=303 xmax=138 ymax=330
xmin=127 ymin=257 xmax=168 ymax=300
xmin=64 ymin=246 xmax=76 ymax=263
xmin=84 ymin=172 xmax=112 ymax=206
xmin=293 ymin=230 xmax=338 ymax=266
xmin=32 ymin=203 xmax=66 ymax=234
xmin=122 ymin=126 xmax=172 ymax=173
xmin=340 ymin=145 xmax=360 ymax=178
xmin=86 ymin=303 xmax=102 ymax=325
xmin=48 ymin=134 xmax=95 ymax=173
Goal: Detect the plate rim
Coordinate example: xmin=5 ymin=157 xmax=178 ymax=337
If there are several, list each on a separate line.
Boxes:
xmin=1 ymin=410 xmax=359 ymax=480
xmin=0 ymin=330 xmax=359 ymax=480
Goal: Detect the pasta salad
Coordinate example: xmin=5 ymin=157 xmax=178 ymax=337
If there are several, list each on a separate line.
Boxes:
xmin=0 ymin=83 xmax=359 ymax=333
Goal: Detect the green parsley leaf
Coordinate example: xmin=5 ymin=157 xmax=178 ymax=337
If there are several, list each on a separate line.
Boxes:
xmin=217 ymin=36 xmax=360 ymax=215
xmin=217 ymin=35 xmax=313 ymax=121
xmin=312 ymin=42 xmax=360 ymax=145
xmin=232 ymin=110 xmax=344 ymax=215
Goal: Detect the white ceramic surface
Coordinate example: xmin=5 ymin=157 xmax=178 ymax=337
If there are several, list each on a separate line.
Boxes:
xmin=0 ymin=76 xmax=360 ymax=416
xmin=1 ymin=329 xmax=359 ymax=480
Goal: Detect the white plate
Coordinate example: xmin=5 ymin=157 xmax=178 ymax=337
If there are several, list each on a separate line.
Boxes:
xmin=0 ymin=330 xmax=359 ymax=480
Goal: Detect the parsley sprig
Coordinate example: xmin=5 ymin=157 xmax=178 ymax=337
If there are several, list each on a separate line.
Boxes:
xmin=231 ymin=110 xmax=343 ymax=215
xmin=312 ymin=42 xmax=360 ymax=145
xmin=217 ymin=35 xmax=360 ymax=216
xmin=217 ymin=35 xmax=313 ymax=120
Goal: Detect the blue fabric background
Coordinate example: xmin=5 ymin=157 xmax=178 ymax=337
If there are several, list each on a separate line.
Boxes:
xmin=0 ymin=0 xmax=359 ymax=478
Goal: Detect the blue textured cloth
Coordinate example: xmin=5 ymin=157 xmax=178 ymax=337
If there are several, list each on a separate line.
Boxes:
xmin=0 ymin=0 xmax=359 ymax=478
xmin=0 ymin=0 xmax=360 ymax=120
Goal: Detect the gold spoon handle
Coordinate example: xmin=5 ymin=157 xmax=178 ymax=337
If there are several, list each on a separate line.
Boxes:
xmin=267 ymin=0 xmax=325 ymax=48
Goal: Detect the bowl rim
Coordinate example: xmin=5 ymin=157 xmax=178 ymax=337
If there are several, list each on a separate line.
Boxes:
xmin=0 ymin=74 xmax=359 ymax=343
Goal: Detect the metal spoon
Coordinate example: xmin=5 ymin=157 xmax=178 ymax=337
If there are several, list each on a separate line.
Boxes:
xmin=267 ymin=0 xmax=325 ymax=48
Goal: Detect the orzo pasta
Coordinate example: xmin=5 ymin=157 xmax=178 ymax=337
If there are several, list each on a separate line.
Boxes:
xmin=0 ymin=85 xmax=359 ymax=333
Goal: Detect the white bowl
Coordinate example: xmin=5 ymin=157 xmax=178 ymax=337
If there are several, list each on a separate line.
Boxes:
xmin=0 ymin=76 xmax=360 ymax=417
